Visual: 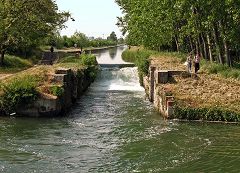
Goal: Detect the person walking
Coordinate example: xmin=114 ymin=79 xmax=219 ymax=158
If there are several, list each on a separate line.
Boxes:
xmin=194 ymin=53 xmax=201 ymax=73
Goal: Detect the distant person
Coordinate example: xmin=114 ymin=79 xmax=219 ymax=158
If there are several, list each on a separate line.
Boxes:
xmin=194 ymin=53 xmax=201 ymax=73
xmin=187 ymin=53 xmax=193 ymax=73
xmin=50 ymin=46 xmax=54 ymax=53
xmin=50 ymin=46 xmax=54 ymax=65
xmin=74 ymin=43 xmax=77 ymax=48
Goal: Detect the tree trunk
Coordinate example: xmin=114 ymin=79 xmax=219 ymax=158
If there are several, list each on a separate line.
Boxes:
xmin=0 ymin=50 xmax=5 ymax=66
xmin=189 ymin=36 xmax=194 ymax=53
xmin=219 ymin=19 xmax=232 ymax=67
xmin=201 ymin=33 xmax=208 ymax=60
xmin=198 ymin=36 xmax=204 ymax=58
xmin=207 ymin=33 xmax=213 ymax=62
xmin=174 ymin=35 xmax=180 ymax=52
xmin=195 ymin=40 xmax=199 ymax=54
xmin=223 ymin=40 xmax=232 ymax=67
xmin=213 ymin=25 xmax=224 ymax=64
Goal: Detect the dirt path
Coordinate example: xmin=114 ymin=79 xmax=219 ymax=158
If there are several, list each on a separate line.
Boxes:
xmin=0 ymin=74 xmax=13 ymax=80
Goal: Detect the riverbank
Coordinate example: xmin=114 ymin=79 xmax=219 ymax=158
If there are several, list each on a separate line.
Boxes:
xmin=122 ymin=48 xmax=240 ymax=122
xmin=0 ymin=54 xmax=98 ymax=117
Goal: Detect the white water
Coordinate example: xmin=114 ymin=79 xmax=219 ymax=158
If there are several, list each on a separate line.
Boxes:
xmin=91 ymin=67 xmax=144 ymax=92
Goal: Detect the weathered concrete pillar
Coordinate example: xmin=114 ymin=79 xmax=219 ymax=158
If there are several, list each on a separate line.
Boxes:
xmin=166 ymin=101 xmax=175 ymax=118
xmin=156 ymin=70 xmax=169 ymax=84
xmin=52 ymin=74 xmax=68 ymax=84
xmin=165 ymin=96 xmax=174 ymax=108
xmin=149 ymin=66 xmax=156 ymax=102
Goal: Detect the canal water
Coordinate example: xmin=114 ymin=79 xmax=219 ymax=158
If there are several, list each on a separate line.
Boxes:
xmin=0 ymin=46 xmax=240 ymax=172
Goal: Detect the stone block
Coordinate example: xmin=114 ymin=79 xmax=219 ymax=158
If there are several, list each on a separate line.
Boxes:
xmin=52 ymin=74 xmax=68 ymax=84
xmin=149 ymin=66 xmax=157 ymax=102
xmin=165 ymin=96 xmax=174 ymax=107
xmin=156 ymin=70 xmax=169 ymax=84
xmin=166 ymin=101 xmax=175 ymax=118
xmin=55 ymin=68 xmax=72 ymax=75
xmin=168 ymin=70 xmax=190 ymax=77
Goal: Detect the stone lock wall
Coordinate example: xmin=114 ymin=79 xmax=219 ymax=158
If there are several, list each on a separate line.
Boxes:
xmin=143 ymin=66 xmax=190 ymax=118
xmin=16 ymin=67 xmax=96 ymax=117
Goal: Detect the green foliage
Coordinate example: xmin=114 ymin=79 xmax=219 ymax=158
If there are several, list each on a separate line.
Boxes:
xmin=81 ymin=54 xmax=98 ymax=66
xmin=172 ymin=106 xmax=240 ymax=122
xmin=45 ymin=32 xmax=118 ymax=49
xmin=107 ymin=31 xmax=118 ymax=43
xmin=58 ymin=54 xmax=98 ymax=81
xmin=49 ymin=85 xmax=64 ymax=97
xmin=85 ymin=66 xmax=98 ymax=81
xmin=202 ymin=60 xmax=240 ymax=80
xmin=116 ymin=0 xmax=240 ymax=66
xmin=0 ymin=0 xmax=70 ymax=65
xmin=0 ymin=75 xmax=40 ymax=114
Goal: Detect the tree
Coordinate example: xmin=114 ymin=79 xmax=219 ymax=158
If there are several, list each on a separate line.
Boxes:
xmin=115 ymin=0 xmax=240 ymax=67
xmin=107 ymin=31 xmax=118 ymax=42
xmin=71 ymin=32 xmax=89 ymax=49
xmin=0 ymin=0 xmax=70 ymax=66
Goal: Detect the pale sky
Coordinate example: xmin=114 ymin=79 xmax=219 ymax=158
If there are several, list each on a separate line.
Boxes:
xmin=55 ymin=0 xmax=123 ymax=38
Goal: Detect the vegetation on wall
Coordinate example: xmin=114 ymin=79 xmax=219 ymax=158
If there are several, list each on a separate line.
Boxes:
xmin=0 ymin=75 xmax=42 ymax=113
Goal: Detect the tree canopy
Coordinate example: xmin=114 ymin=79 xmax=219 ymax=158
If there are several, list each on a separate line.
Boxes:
xmin=107 ymin=31 xmax=118 ymax=42
xmin=0 ymin=0 xmax=70 ymax=66
xmin=116 ymin=0 xmax=240 ymax=66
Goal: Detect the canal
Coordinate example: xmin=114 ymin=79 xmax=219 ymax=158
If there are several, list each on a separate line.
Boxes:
xmin=0 ymin=46 xmax=240 ymax=172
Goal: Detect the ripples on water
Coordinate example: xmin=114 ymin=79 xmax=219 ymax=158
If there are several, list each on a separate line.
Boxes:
xmin=0 ymin=54 xmax=240 ymax=172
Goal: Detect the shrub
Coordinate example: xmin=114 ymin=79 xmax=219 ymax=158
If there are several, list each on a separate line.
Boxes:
xmin=81 ymin=54 xmax=98 ymax=66
xmin=49 ymin=85 xmax=64 ymax=96
xmin=0 ymin=75 xmax=40 ymax=114
xmin=173 ymin=105 xmax=240 ymax=122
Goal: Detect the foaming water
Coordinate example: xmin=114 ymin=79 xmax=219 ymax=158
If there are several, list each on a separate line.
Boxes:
xmin=94 ymin=67 xmax=144 ymax=92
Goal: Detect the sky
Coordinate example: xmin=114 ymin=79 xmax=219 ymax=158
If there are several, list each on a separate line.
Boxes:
xmin=55 ymin=0 xmax=123 ymax=39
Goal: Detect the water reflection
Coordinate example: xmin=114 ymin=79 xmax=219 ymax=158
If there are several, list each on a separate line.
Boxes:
xmin=109 ymin=48 xmax=117 ymax=59
xmin=94 ymin=46 xmax=130 ymax=65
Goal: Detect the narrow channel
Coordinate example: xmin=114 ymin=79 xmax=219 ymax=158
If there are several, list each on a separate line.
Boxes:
xmin=0 ymin=46 xmax=240 ymax=172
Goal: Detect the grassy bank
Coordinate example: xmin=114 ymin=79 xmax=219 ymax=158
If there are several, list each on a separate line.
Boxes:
xmin=122 ymin=48 xmax=240 ymax=81
xmin=0 ymin=55 xmax=33 ymax=73
xmin=122 ymin=48 xmax=240 ymax=122
xmin=0 ymin=54 xmax=98 ymax=115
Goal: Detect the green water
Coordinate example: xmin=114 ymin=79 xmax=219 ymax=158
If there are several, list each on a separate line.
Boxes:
xmin=0 ymin=47 xmax=239 ymax=172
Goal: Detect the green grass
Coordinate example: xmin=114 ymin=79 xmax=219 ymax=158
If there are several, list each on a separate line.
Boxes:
xmin=58 ymin=54 xmax=97 ymax=67
xmin=0 ymin=55 xmax=32 ymax=73
xmin=172 ymin=105 xmax=240 ymax=122
xmin=202 ymin=60 xmax=240 ymax=80
xmin=57 ymin=54 xmax=98 ymax=81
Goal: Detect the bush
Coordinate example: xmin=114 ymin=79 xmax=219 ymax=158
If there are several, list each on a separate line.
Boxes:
xmin=49 ymin=85 xmax=64 ymax=96
xmin=81 ymin=54 xmax=98 ymax=66
xmin=173 ymin=105 xmax=240 ymax=122
xmin=0 ymin=75 xmax=40 ymax=114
